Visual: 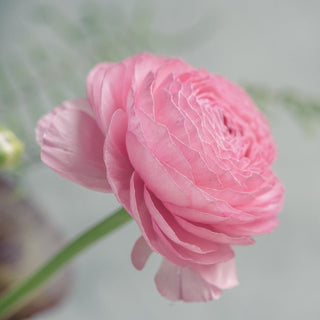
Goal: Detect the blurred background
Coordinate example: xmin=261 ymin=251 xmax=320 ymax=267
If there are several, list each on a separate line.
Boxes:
xmin=0 ymin=0 xmax=319 ymax=319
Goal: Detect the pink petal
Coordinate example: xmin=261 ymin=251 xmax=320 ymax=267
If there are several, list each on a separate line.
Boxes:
xmin=135 ymin=71 xmax=155 ymax=118
xmin=193 ymin=259 xmax=239 ymax=289
xmin=238 ymin=176 xmax=284 ymax=216
xmin=210 ymin=215 xmax=279 ymax=237
xmin=175 ymin=216 xmax=254 ymax=246
xmin=163 ymin=203 xmax=231 ymax=224
xmin=126 ymin=130 xmax=189 ymax=206
xmin=134 ymin=106 xmax=194 ymax=182
xmin=144 ymin=188 xmax=219 ymax=254
xmin=129 ymin=172 xmax=186 ymax=267
xmin=229 ymin=217 xmax=280 ymax=235
xmin=180 ymin=267 xmax=222 ymax=302
xmin=164 ymin=201 xmax=255 ymax=224
xmin=153 ymin=83 xmax=188 ymax=139
xmin=151 ymin=221 xmax=234 ymax=265
xmin=104 ymin=109 xmax=134 ymax=211
xmin=86 ymin=62 xmax=132 ymax=133
xmin=154 ymin=259 xmax=182 ymax=301
xmin=155 ymin=259 xmax=222 ymax=302
xmin=131 ymin=236 xmax=152 ymax=270
xmin=36 ymin=107 xmax=59 ymax=146
xmin=129 ymin=53 xmax=172 ymax=86
xmin=86 ymin=62 xmax=114 ymax=121
xmin=37 ymin=98 xmax=111 ymax=192
xmin=153 ymin=58 xmax=195 ymax=91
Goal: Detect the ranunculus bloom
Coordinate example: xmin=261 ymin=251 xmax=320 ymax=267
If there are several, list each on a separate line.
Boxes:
xmin=37 ymin=53 xmax=284 ymax=302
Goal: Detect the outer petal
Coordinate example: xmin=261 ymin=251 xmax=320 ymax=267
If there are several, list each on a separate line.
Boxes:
xmin=129 ymin=172 xmax=187 ymax=267
xmin=36 ymin=107 xmax=59 ymax=146
xmin=86 ymin=62 xmax=130 ymax=134
xmin=37 ymin=98 xmax=111 ymax=192
xmin=154 ymin=259 xmax=182 ymax=301
xmin=214 ymin=216 xmax=280 ymax=236
xmin=144 ymin=188 xmax=220 ymax=254
xmin=104 ymin=109 xmax=134 ymax=211
xmin=174 ymin=216 xmax=254 ymax=246
xmin=131 ymin=236 xmax=152 ymax=271
xmin=86 ymin=62 xmax=114 ymax=122
xmin=155 ymin=259 xmax=222 ymax=302
xmin=192 ymin=259 xmax=238 ymax=289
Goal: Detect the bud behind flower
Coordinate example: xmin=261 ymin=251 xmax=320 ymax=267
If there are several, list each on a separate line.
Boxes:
xmin=0 ymin=127 xmax=24 ymax=170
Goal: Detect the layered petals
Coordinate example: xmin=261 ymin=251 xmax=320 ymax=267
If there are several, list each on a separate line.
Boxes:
xmin=154 ymin=259 xmax=237 ymax=302
xmin=37 ymin=53 xmax=284 ymax=303
xmin=131 ymin=237 xmax=238 ymax=302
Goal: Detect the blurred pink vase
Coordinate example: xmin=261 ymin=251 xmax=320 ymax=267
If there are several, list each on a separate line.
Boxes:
xmin=37 ymin=53 xmax=284 ymax=302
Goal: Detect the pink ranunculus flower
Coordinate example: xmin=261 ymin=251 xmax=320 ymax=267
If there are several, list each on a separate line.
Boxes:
xmin=37 ymin=53 xmax=284 ymax=302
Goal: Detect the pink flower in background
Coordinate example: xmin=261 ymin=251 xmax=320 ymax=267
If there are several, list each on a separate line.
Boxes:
xmin=37 ymin=53 xmax=284 ymax=302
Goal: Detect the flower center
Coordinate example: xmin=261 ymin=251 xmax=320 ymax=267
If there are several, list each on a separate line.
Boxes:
xmin=222 ymin=114 xmax=238 ymax=136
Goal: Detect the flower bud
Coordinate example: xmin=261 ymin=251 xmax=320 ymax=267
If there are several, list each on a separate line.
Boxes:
xmin=0 ymin=127 xmax=24 ymax=170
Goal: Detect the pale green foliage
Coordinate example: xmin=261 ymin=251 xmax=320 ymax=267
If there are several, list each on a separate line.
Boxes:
xmin=246 ymin=85 xmax=320 ymax=132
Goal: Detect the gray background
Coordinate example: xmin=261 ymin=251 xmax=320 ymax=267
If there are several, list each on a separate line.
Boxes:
xmin=1 ymin=0 xmax=320 ymax=319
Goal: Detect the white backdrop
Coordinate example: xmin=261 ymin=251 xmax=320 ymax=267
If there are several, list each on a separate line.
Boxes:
xmin=1 ymin=0 xmax=320 ymax=319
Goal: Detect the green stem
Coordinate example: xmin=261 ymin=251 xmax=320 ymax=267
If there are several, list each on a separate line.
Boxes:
xmin=0 ymin=207 xmax=132 ymax=319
